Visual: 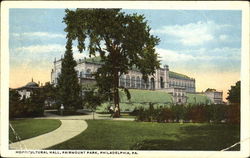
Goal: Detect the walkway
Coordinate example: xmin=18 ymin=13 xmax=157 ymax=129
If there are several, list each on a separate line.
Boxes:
xmin=9 ymin=119 xmax=87 ymax=150
xmin=9 ymin=111 xmax=134 ymax=150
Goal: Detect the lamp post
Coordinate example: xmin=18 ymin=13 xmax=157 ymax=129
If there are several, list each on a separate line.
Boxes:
xmin=60 ymin=104 xmax=64 ymax=116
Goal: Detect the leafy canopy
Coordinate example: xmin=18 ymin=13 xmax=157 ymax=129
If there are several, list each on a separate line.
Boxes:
xmin=63 ymin=8 xmax=160 ymax=80
xmin=226 ymin=81 xmax=240 ymax=104
xmin=63 ymin=9 xmax=160 ymax=112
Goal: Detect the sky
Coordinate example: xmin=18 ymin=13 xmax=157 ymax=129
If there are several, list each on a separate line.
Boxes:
xmin=9 ymin=9 xmax=242 ymax=101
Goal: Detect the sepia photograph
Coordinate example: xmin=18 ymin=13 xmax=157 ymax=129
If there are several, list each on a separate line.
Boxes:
xmin=1 ymin=1 xmax=249 ymax=158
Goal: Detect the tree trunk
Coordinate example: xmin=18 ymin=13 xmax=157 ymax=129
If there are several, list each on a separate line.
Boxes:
xmin=113 ymin=70 xmax=120 ymax=117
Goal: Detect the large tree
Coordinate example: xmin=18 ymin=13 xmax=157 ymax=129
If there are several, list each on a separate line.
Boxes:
xmin=63 ymin=9 xmax=160 ymax=116
xmin=226 ymin=81 xmax=240 ymax=104
xmin=57 ymin=39 xmax=81 ymax=111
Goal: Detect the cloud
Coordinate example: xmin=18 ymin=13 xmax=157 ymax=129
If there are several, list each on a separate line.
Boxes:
xmin=152 ymin=21 xmax=231 ymax=46
xmin=10 ymin=44 xmax=90 ymax=69
xmin=11 ymin=32 xmax=65 ymax=39
xmin=156 ymin=47 xmax=241 ymax=63
xmin=13 ymin=44 xmax=65 ymax=54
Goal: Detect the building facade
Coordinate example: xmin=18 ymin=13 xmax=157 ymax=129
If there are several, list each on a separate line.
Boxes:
xmin=204 ymin=89 xmax=223 ymax=104
xmin=51 ymin=57 xmax=196 ymax=104
xmin=14 ymin=79 xmax=40 ymax=100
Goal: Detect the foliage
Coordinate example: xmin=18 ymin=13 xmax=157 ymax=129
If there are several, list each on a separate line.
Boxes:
xmin=135 ymin=104 xmax=235 ymax=123
xmin=63 ymin=9 xmax=160 ymax=116
xmin=226 ymin=81 xmax=240 ymax=104
xmin=49 ymin=120 xmax=240 ymax=150
xmin=9 ymin=90 xmax=22 ymax=118
xmin=9 ymin=119 xmax=61 ymax=143
xmin=9 ymin=89 xmax=45 ymax=118
xmin=57 ymin=39 xmax=81 ymax=111
xmin=83 ymin=88 xmax=103 ymax=119
xmin=226 ymin=103 xmax=240 ymax=124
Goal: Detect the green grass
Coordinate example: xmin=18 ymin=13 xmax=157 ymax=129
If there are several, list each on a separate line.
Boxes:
xmin=9 ymin=119 xmax=61 ymax=143
xmin=49 ymin=120 xmax=239 ymax=150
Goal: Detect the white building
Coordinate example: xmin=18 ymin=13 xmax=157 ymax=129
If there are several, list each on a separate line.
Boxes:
xmin=204 ymin=89 xmax=223 ymax=104
xmin=51 ymin=57 xmax=196 ymax=104
xmin=15 ymin=79 xmax=40 ymax=99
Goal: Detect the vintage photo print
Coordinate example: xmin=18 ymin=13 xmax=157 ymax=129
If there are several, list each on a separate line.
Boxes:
xmin=1 ymin=1 xmax=249 ymax=158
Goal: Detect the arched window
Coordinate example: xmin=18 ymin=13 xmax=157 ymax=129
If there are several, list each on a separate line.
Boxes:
xmin=136 ymin=76 xmax=140 ymax=89
xmin=119 ymin=75 xmax=125 ymax=87
xmin=86 ymin=69 xmax=92 ymax=78
xmin=126 ymin=75 xmax=130 ymax=87
xmin=141 ymin=78 xmax=146 ymax=89
xmin=146 ymin=78 xmax=150 ymax=89
xmin=160 ymin=77 xmax=164 ymax=88
xmin=131 ymin=76 xmax=136 ymax=88
xmin=150 ymin=78 xmax=155 ymax=90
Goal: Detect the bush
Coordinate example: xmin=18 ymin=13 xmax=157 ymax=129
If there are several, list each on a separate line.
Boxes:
xmin=135 ymin=103 xmax=237 ymax=124
xmin=9 ymin=89 xmax=45 ymax=119
xmin=226 ymin=104 xmax=240 ymax=124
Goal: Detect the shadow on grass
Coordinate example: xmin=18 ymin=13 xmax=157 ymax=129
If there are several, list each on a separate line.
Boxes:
xmin=131 ymin=123 xmax=240 ymax=151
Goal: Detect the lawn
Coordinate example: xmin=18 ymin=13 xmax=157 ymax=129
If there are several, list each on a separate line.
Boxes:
xmin=49 ymin=120 xmax=239 ymax=150
xmin=9 ymin=119 xmax=61 ymax=143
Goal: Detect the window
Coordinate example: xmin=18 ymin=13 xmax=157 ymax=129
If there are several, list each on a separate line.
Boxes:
xmin=150 ymin=78 xmax=155 ymax=90
xmin=119 ymin=75 xmax=125 ymax=87
xmin=131 ymin=76 xmax=136 ymax=88
xmin=126 ymin=75 xmax=130 ymax=87
xmin=86 ymin=69 xmax=92 ymax=78
xmin=146 ymin=78 xmax=150 ymax=89
xmin=136 ymin=76 xmax=140 ymax=89
xmin=141 ymin=79 xmax=146 ymax=89
xmin=160 ymin=77 xmax=164 ymax=88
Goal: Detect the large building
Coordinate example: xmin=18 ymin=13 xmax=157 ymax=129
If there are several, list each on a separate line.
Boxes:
xmin=204 ymin=89 xmax=223 ymax=104
xmin=51 ymin=57 xmax=196 ymax=104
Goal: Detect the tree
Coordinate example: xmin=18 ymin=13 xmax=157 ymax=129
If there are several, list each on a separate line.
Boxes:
xmin=226 ymin=81 xmax=240 ymax=104
xmin=63 ymin=9 xmax=160 ymax=117
xmin=57 ymin=39 xmax=81 ymax=111
xmin=83 ymin=88 xmax=102 ymax=119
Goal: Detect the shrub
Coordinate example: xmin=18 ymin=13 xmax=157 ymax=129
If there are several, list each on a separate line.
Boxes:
xmin=226 ymin=103 xmax=240 ymax=124
xmin=9 ymin=89 xmax=45 ymax=118
xmin=183 ymin=105 xmax=206 ymax=123
xmin=157 ymin=107 xmax=173 ymax=123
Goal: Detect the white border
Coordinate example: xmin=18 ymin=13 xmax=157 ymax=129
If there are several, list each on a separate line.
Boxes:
xmin=1 ymin=1 xmax=249 ymax=158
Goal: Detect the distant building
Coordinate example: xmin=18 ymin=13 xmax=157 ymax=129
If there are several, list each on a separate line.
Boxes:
xmin=204 ymin=89 xmax=223 ymax=104
xmin=51 ymin=57 xmax=196 ymax=104
xmin=14 ymin=79 xmax=40 ymax=99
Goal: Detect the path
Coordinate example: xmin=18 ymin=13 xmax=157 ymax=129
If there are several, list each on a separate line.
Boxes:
xmin=9 ymin=119 xmax=87 ymax=150
xmin=9 ymin=111 xmax=134 ymax=150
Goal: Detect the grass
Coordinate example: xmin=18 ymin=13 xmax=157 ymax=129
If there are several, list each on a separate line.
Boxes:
xmin=9 ymin=119 xmax=61 ymax=143
xmin=49 ymin=120 xmax=239 ymax=150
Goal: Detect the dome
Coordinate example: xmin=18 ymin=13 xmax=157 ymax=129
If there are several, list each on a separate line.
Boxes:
xmin=25 ymin=81 xmax=39 ymax=88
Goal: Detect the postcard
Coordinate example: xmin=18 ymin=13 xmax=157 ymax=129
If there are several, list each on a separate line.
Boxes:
xmin=1 ymin=1 xmax=249 ymax=158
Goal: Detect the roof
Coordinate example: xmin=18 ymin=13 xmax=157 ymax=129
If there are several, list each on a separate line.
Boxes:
xmin=119 ymin=89 xmax=173 ymax=103
xmin=15 ymin=81 xmax=39 ymax=90
xmin=84 ymin=56 xmax=103 ymax=64
xmin=25 ymin=82 xmax=39 ymax=88
xmin=186 ymin=93 xmax=212 ymax=104
xmin=169 ymin=71 xmax=193 ymax=80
